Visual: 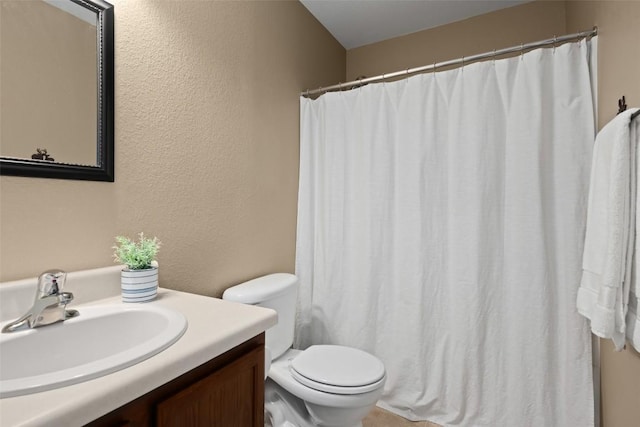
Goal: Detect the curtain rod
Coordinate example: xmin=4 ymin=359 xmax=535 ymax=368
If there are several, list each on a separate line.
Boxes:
xmin=302 ymin=27 xmax=598 ymax=97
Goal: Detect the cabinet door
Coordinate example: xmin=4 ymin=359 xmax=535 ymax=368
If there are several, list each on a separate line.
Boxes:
xmin=156 ymin=346 xmax=264 ymax=427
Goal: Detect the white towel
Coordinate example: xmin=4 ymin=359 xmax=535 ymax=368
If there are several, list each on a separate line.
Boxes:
xmin=577 ymin=108 xmax=640 ymax=351
xmin=628 ymin=114 xmax=640 ymax=351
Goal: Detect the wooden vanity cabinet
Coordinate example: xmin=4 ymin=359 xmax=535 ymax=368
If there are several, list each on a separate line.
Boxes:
xmin=86 ymin=333 xmax=265 ymax=427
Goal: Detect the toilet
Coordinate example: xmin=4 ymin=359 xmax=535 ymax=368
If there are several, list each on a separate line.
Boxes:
xmin=222 ymin=273 xmax=386 ymax=427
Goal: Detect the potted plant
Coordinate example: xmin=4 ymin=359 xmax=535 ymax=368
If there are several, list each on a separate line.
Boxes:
xmin=113 ymin=232 xmax=161 ymax=303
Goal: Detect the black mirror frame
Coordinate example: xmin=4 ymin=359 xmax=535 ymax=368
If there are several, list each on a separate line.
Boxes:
xmin=0 ymin=0 xmax=114 ymax=182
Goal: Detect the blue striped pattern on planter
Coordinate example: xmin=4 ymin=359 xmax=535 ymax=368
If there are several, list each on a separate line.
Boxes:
xmin=121 ymin=267 xmax=158 ymax=303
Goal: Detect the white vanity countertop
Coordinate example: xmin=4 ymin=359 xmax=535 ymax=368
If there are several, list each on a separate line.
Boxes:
xmin=0 ymin=288 xmax=277 ymax=427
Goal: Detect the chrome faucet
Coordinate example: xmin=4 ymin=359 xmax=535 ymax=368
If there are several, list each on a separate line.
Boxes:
xmin=2 ymin=269 xmax=79 ymax=333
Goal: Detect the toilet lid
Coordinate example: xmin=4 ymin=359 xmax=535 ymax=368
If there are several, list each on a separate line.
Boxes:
xmin=290 ymin=345 xmax=385 ymax=394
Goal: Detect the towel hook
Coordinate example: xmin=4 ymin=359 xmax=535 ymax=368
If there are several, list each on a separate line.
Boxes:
xmin=618 ymin=96 xmax=628 ymax=114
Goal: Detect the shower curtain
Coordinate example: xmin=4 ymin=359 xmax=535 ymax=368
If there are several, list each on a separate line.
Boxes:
xmin=296 ymin=38 xmax=597 ymax=426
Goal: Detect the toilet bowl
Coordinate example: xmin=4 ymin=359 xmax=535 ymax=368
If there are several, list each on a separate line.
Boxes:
xmin=268 ymin=348 xmax=385 ymax=427
xmin=223 ymin=273 xmax=386 ymax=427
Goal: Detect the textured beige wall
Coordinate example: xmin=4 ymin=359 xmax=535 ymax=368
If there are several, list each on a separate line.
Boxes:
xmin=1 ymin=0 xmax=96 ymax=165
xmin=346 ymin=1 xmax=567 ymax=81
xmin=566 ymin=3 xmax=640 ymax=426
xmin=0 ymin=0 xmax=345 ymax=297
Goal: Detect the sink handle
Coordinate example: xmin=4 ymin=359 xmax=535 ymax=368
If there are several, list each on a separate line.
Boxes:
xmin=37 ymin=269 xmax=66 ymax=298
xmin=59 ymin=291 xmax=74 ymax=305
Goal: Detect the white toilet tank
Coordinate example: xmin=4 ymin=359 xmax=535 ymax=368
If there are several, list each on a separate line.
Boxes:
xmin=222 ymin=273 xmax=298 ymax=361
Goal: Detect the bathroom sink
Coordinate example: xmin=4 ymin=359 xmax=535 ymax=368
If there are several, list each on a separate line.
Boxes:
xmin=0 ymin=303 xmax=187 ymax=398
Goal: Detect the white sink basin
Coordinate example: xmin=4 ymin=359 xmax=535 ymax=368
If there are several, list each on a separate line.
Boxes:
xmin=0 ymin=303 xmax=187 ymax=398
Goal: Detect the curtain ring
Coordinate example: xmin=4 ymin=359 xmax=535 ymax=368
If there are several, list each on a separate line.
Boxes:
xmin=520 ymin=43 xmax=524 ymax=60
xmin=553 ymin=35 xmax=557 ymax=53
xmin=493 ymin=49 xmax=497 ymax=64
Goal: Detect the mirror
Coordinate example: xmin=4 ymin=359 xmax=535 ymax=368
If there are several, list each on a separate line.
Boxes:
xmin=0 ymin=0 xmax=114 ymax=181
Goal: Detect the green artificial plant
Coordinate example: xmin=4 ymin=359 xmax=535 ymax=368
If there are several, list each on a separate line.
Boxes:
xmin=113 ymin=232 xmax=161 ymax=270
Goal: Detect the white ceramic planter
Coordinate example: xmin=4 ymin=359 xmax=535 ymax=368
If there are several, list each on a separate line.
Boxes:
xmin=121 ymin=267 xmax=158 ymax=303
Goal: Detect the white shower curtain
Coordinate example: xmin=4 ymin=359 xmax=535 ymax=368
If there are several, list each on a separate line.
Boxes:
xmin=296 ymin=39 xmax=597 ymax=426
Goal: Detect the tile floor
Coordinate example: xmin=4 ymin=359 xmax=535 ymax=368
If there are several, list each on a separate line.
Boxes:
xmin=362 ymin=407 xmax=441 ymax=427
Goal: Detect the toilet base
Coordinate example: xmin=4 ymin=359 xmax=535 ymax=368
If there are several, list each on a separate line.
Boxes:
xmin=265 ymin=378 xmax=363 ymax=427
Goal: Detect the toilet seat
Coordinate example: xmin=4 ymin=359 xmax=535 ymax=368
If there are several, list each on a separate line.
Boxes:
xmin=290 ymin=345 xmax=385 ymax=395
